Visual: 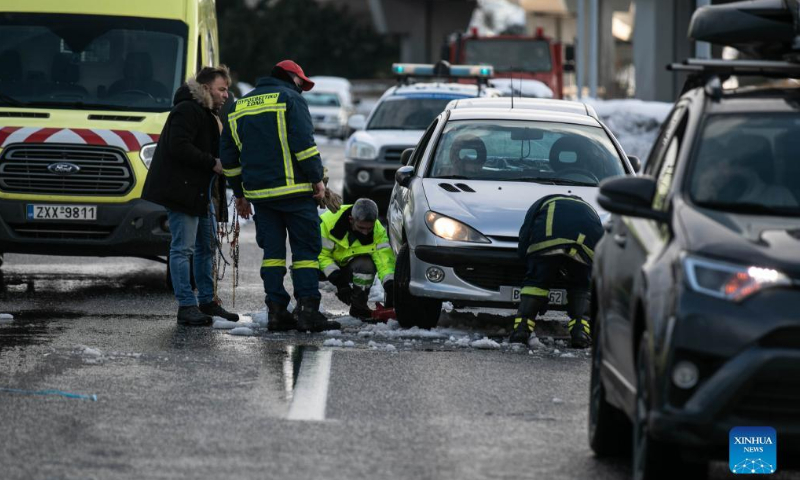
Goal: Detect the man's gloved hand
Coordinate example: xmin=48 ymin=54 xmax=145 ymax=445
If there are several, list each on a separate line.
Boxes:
xmin=335 ymin=285 xmax=352 ymax=305
xmin=383 ymin=280 xmax=395 ymax=308
xmin=317 ymin=188 xmax=342 ymax=213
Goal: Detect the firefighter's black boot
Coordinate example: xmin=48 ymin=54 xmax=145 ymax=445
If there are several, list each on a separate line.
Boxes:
xmin=199 ymin=301 xmax=239 ymax=322
xmin=296 ymin=297 xmax=341 ymax=332
xmin=349 ymin=286 xmax=372 ymax=320
xmin=508 ymin=295 xmax=548 ymax=344
xmin=266 ymin=301 xmax=297 ymax=332
xmin=567 ymin=290 xmax=591 ymax=349
xmin=177 ymin=305 xmax=213 ymax=326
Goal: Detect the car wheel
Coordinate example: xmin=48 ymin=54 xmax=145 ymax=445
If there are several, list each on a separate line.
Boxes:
xmin=394 ymin=244 xmax=442 ymax=329
xmin=632 ymin=336 xmax=707 ymax=480
xmin=588 ymin=321 xmax=631 ymax=457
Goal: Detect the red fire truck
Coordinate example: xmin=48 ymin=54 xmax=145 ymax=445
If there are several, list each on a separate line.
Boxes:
xmin=444 ymin=27 xmax=566 ymax=99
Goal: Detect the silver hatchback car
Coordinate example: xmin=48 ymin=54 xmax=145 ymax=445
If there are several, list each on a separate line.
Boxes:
xmin=387 ymin=98 xmax=639 ymax=328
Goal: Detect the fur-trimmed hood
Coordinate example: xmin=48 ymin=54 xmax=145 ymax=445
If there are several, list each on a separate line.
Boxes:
xmin=173 ymin=78 xmax=215 ymax=110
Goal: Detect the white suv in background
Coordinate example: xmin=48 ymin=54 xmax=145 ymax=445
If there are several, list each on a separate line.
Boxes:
xmin=307 ymin=76 xmax=356 ymax=139
xmin=343 ymin=63 xmax=499 ymax=206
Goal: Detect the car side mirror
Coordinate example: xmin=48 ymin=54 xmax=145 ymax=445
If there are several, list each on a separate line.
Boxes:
xmin=395 ymin=165 xmax=414 ymax=188
xmin=598 ymin=176 xmax=668 ymax=222
xmin=627 ymin=155 xmax=641 ymax=173
xmin=348 ymin=114 xmax=366 ymax=130
xmin=400 ymin=148 xmax=414 ymax=166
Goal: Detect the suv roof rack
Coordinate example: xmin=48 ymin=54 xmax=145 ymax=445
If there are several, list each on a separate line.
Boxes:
xmin=669 ymin=58 xmax=800 ymax=96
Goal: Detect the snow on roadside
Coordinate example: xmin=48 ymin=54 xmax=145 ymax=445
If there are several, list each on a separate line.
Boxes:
xmin=0 ymin=313 xmax=13 ymax=324
xmin=584 ymin=98 xmax=672 ymax=161
xmin=229 ymin=327 xmax=254 ymax=336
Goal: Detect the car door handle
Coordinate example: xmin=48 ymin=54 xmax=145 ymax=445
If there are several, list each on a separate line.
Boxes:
xmin=613 ymin=233 xmax=627 ymax=247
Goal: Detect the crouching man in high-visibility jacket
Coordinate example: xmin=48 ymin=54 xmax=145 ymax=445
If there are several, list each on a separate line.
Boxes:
xmin=511 ymin=194 xmax=604 ymax=348
xmin=319 ymin=199 xmax=396 ymax=319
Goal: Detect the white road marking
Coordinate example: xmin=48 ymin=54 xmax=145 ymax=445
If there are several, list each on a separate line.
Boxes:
xmin=287 ymin=349 xmax=333 ymax=421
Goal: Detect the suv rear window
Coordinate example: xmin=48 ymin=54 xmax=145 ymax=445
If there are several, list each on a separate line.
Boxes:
xmin=690 ymin=114 xmax=800 ymax=215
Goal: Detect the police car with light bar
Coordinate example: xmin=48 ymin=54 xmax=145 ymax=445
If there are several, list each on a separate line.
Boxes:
xmin=342 ymin=62 xmax=500 ymax=206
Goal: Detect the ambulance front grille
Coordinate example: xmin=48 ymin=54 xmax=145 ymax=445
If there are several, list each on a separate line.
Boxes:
xmin=0 ymin=143 xmax=134 ymax=195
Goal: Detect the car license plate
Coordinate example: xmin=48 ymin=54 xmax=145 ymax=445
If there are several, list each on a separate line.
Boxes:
xmin=511 ymin=287 xmax=567 ymax=306
xmin=27 ymin=204 xmax=97 ymax=221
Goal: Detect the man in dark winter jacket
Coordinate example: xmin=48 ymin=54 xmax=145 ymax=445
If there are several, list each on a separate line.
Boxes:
xmin=510 ymin=194 xmax=604 ymax=348
xmin=142 ymin=66 xmax=239 ymax=326
xmin=220 ymin=60 xmax=339 ymax=333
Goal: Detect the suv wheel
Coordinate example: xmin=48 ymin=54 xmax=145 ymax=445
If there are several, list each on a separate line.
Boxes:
xmin=589 ymin=321 xmax=631 ymax=456
xmin=633 ymin=335 xmax=706 ymax=480
xmin=394 ymin=244 xmax=442 ymax=329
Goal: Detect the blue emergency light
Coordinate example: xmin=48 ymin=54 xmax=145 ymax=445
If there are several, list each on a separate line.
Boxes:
xmin=392 ymin=62 xmax=494 ymax=79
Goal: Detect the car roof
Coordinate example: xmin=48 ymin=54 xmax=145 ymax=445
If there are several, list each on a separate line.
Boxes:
xmin=700 ymin=87 xmax=800 ymax=114
xmin=445 ymin=97 xmax=598 ymax=118
xmin=447 ymin=108 xmax=602 ymax=127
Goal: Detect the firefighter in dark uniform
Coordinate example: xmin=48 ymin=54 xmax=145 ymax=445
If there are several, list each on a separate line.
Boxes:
xmin=510 ymin=194 xmax=604 ymax=348
xmin=220 ymin=60 xmax=339 ymax=332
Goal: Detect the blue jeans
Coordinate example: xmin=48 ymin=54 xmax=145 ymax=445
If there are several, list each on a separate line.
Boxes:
xmin=167 ymin=209 xmax=215 ymax=307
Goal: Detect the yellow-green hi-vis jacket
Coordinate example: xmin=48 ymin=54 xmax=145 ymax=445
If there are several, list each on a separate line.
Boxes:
xmin=319 ymin=205 xmax=395 ymax=285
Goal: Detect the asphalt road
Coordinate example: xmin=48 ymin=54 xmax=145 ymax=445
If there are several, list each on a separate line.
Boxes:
xmin=0 ymin=142 xmax=795 ymax=480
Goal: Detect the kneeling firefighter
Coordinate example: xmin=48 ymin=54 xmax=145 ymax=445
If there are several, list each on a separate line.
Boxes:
xmin=319 ymin=199 xmax=396 ymax=319
xmin=510 ymin=194 xmax=604 ymax=348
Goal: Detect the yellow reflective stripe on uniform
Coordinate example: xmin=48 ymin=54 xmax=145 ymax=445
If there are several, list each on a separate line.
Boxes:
xmin=539 ymin=196 xmax=592 ymax=211
xmin=229 ymin=117 xmax=242 ymax=151
xmin=521 ymin=286 xmax=549 ymax=297
xmin=353 ymin=272 xmax=374 ymax=286
xmin=295 ymin=146 xmax=319 ymax=161
xmin=527 ymin=237 xmax=594 ymax=259
xmin=244 ymin=183 xmax=313 ymax=200
xmin=277 ymin=110 xmax=293 ymax=185
xmin=228 ymin=103 xmax=288 ymax=151
xmin=262 ymin=259 xmax=286 ymax=267
xmin=545 ymin=201 xmax=556 ymax=237
xmin=223 ymin=167 xmax=242 ymax=177
xmin=321 ymin=238 xmax=336 ymax=250
xmin=293 ymin=260 xmax=319 ymax=269
xmin=568 ymin=319 xmax=591 ymax=334
xmin=514 ymin=317 xmax=536 ymax=330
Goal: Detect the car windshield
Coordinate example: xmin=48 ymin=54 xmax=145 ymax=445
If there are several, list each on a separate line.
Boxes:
xmin=367 ymin=94 xmax=468 ymax=130
xmin=305 ymin=91 xmax=341 ymax=107
xmin=0 ymin=13 xmax=187 ymax=112
xmin=428 ymin=119 xmax=625 ymax=185
xmin=690 ymin=114 xmax=800 ymax=215
xmin=464 ymin=39 xmax=552 ymax=73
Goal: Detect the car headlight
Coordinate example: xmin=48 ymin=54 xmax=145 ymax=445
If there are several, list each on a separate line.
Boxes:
xmin=347 ymin=141 xmax=378 ymax=160
xmin=139 ymin=143 xmax=157 ymax=169
xmin=683 ymin=255 xmax=791 ymax=302
xmin=425 ymin=211 xmax=490 ymax=243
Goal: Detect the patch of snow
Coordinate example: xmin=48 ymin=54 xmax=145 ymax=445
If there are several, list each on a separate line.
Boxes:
xmin=442 ymin=302 xmax=454 ymax=313
xmin=368 ymin=278 xmax=385 ymax=302
xmin=323 ymin=338 xmax=344 ymax=347
xmin=553 ymin=349 xmax=561 ymax=355
xmin=324 ymin=330 xmax=343 ymax=337
xmin=76 ymin=345 xmax=102 ymax=357
xmin=343 ymin=340 xmax=355 ymax=348
xmin=368 ymin=341 xmax=397 ymax=352
xmin=583 ymin=98 xmax=672 ymax=161
xmin=336 ymin=316 xmax=364 ymax=328
xmin=252 ymin=310 xmax=268 ymax=327
xmin=528 ymin=336 xmax=545 ymax=350
xmin=0 ymin=313 xmax=13 ymax=323
xmin=560 ymin=352 xmax=577 ymax=358
xmin=552 ymin=397 xmax=564 ymax=404
xmin=229 ymin=327 xmax=254 ymax=336
xmin=470 ymin=337 xmax=501 ymax=349
xmin=213 ymin=319 xmax=240 ymax=329
xmin=490 ymin=79 xmax=554 ymax=99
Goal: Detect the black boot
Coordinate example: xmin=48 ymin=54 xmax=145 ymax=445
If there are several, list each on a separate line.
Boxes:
xmin=348 ymin=286 xmax=372 ymax=320
xmin=567 ymin=290 xmax=592 ymax=349
xmin=508 ymin=295 xmax=548 ymax=344
xmin=177 ymin=305 xmax=213 ymax=326
xmin=295 ymin=297 xmax=341 ymax=332
xmin=267 ymin=301 xmax=297 ymax=332
xmin=199 ymin=301 xmax=239 ymax=322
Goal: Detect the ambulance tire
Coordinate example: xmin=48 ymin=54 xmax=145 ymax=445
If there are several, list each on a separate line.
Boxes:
xmin=394 ymin=244 xmax=442 ymax=329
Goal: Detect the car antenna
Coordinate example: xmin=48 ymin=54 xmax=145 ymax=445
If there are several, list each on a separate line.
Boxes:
xmin=510 ymin=66 xmax=515 ymax=109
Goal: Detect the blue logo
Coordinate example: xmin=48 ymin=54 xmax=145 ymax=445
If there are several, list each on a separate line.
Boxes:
xmin=47 ymin=162 xmax=81 ymax=176
xmin=730 ymin=426 xmax=777 ymax=474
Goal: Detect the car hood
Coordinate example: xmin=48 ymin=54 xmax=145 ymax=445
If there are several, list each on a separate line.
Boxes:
xmin=308 ymin=106 xmax=343 ymax=117
xmin=421 ymin=179 xmax=604 ymax=239
xmin=679 ymin=202 xmax=800 ymax=277
xmin=351 ymin=129 xmax=425 ymax=147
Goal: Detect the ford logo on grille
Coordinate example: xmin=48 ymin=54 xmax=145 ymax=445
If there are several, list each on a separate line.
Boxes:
xmin=47 ymin=162 xmax=81 ymax=175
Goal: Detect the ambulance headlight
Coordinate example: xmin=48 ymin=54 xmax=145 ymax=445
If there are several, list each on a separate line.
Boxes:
xmin=139 ymin=143 xmax=157 ymax=169
xmin=425 ymin=211 xmax=490 ymax=243
xmin=347 ymin=141 xmax=377 ymax=160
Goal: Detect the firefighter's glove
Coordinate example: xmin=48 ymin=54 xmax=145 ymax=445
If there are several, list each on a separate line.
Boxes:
xmin=317 ymin=188 xmax=342 ymax=213
xmin=383 ymin=280 xmax=395 ymax=308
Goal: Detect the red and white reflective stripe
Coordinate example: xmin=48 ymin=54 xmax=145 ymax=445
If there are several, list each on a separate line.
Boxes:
xmin=0 ymin=126 xmax=160 ymax=151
